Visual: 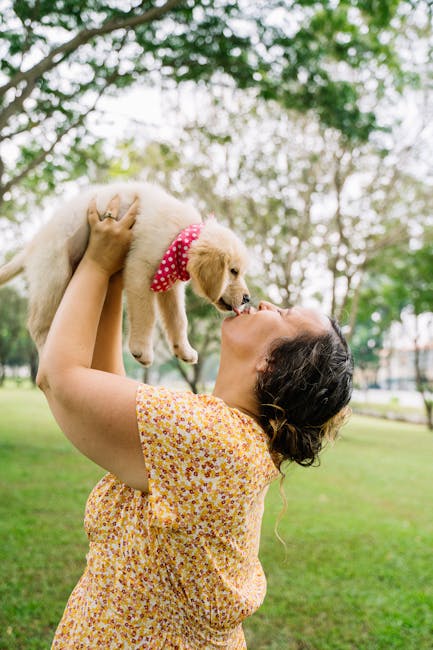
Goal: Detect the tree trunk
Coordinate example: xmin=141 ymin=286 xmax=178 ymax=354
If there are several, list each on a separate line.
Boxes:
xmin=345 ymin=270 xmax=364 ymax=341
xmin=413 ymin=326 xmax=433 ymax=430
xmin=423 ymin=399 xmax=433 ymax=431
xmin=29 ymin=348 xmax=38 ymax=385
xmin=175 ymin=357 xmax=203 ymax=394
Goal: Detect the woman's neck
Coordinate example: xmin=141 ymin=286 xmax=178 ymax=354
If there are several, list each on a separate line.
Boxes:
xmin=212 ymin=360 xmax=260 ymax=421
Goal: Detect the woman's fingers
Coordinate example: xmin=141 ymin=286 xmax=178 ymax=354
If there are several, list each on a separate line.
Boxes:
xmin=103 ymin=194 xmax=121 ymax=220
xmin=87 ymin=197 xmax=100 ymax=226
xmin=121 ymin=196 xmax=139 ymax=229
xmin=87 ymin=194 xmax=138 ymax=231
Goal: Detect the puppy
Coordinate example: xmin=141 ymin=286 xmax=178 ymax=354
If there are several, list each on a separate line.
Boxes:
xmin=0 ymin=182 xmax=249 ymax=366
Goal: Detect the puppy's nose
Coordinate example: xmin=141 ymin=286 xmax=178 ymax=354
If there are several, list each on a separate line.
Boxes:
xmin=241 ymin=294 xmax=250 ymax=305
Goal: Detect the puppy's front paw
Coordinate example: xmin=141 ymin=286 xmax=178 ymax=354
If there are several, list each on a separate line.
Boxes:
xmin=129 ymin=341 xmax=154 ymax=367
xmin=173 ymin=343 xmax=198 ymax=365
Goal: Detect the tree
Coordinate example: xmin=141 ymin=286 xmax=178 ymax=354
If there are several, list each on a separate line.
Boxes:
xmin=75 ymin=74 xmax=431 ymax=386
xmin=349 ymin=319 xmax=384 ymax=388
xmin=149 ymin=87 xmax=430 ymax=334
xmin=0 ymin=285 xmax=36 ymax=384
xmin=390 ymin=245 xmax=433 ymax=430
xmin=354 ymin=241 xmax=433 ymax=429
xmin=0 ymin=0 xmax=424 ymax=222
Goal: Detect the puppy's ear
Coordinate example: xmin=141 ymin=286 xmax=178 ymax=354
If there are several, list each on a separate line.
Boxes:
xmin=187 ymin=246 xmax=228 ymax=303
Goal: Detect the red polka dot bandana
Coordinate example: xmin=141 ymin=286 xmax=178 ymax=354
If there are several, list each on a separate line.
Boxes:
xmin=150 ymin=223 xmax=204 ymax=292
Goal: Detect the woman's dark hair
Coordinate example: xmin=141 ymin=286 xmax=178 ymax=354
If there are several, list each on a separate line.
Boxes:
xmin=256 ymin=319 xmax=353 ymax=469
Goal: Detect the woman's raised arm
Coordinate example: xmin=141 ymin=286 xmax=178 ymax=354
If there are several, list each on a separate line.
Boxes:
xmin=37 ymin=195 xmax=149 ymax=492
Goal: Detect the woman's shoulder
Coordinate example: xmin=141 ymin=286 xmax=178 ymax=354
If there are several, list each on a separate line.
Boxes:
xmin=136 ymin=383 xmax=211 ymax=410
xmin=137 ymin=384 xmax=229 ymax=409
xmin=136 ymin=383 xmax=219 ymax=427
xmin=196 ymin=394 xmax=275 ymax=454
xmin=136 ymin=384 xmax=256 ymax=432
xmin=136 ymin=384 xmax=280 ymax=484
xmin=137 ymin=384 xmax=263 ymax=433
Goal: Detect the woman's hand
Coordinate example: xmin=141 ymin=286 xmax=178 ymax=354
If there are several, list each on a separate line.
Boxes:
xmin=37 ymin=192 xmax=139 ymax=388
xmin=83 ymin=194 xmax=139 ymax=277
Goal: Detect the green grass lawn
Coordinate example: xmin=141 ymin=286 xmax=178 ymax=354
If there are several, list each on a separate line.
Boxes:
xmin=1 ymin=389 xmax=432 ymax=650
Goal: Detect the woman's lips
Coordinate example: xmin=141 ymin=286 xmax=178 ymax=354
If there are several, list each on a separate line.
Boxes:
xmin=233 ymin=305 xmax=256 ymax=315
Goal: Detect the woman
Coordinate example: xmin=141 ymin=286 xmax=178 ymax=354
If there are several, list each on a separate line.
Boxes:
xmin=37 ymin=195 xmax=353 ymax=649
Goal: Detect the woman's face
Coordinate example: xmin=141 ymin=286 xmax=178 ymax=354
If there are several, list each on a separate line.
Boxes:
xmin=221 ymin=301 xmax=331 ymax=364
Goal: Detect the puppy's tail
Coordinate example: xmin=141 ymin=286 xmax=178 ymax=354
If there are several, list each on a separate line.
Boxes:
xmin=0 ymin=250 xmax=26 ymax=285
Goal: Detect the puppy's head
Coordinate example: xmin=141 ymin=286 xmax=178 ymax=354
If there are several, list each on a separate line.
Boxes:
xmin=187 ymin=222 xmax=249 ymax=312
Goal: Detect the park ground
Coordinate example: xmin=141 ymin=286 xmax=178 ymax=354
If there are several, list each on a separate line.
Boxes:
xmin=0 ymin=387 xmax=432 ymax=650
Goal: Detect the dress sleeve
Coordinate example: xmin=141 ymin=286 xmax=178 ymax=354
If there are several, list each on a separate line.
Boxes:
xmin=135 ymin=383 xmax=278 ymax=530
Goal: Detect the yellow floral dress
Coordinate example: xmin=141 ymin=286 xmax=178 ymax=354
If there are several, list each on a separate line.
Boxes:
xmin=51 ymin=384 xmax=280 ymax=649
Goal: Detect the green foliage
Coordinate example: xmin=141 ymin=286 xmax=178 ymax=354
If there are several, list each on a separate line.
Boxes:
xmin=352 ymin=242 xmax=433 ymax=425
xmin=0 ymin=0 xmax=427 ymax=219
xmin=0 ymin=286 xmax=36 ymax=384
xmin=355 ymin=241 xmax=433 ymax=332
xmin=350 ymin=320 xmax=383 ymax=373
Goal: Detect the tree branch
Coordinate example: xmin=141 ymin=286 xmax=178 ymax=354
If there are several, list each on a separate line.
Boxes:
xmin=0 ymin=115 xmax=44 ymax=143
xmin=0 ymin=76 xmax=39 ymax=132
xmin=346 ymin=271 xmax=364 ymax=339
xmin=1 ymin=130 xmax=70 ymax=197
xmin=363 ymin=226 xmax=410 ymax=263
xmin=333 ymin=151 xmax=352 ymax=250
xmin=0 ymin=0 xmax=183 ymax=124
xmin=0 ymin=74 xmax=111 ymax=197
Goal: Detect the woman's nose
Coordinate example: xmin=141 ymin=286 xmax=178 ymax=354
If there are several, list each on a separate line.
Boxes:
xmin=258 ymin=301 xmax=277 ymax=311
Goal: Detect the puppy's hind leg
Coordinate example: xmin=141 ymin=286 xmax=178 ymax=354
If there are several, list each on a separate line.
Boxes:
xmin=125 ymin=281 xmax=157 ymax=367
xmin=156 ymin=282 xmax=198 ymax=364
xmin=27 ymin=251 xmax=74 ymax=352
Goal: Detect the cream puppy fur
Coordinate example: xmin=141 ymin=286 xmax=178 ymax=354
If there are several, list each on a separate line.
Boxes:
xmin=0 ymin=182 xmax=249 ymax=366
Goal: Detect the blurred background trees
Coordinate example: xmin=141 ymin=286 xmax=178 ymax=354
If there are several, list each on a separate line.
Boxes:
xmin=0 ymin=0 xmax=432 ymax=422
xmin=1 ymin=0 xmax=426 ymax=217
xmin=0 ymin=286 xmax=37 ymax=385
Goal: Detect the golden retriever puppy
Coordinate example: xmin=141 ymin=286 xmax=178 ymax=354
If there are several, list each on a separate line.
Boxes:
xmin=0 ymin=182 xmax=249 ymax=366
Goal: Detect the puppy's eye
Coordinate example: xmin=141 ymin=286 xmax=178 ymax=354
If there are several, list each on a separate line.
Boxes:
xmin=230 ymin=268 xmax=239 ymax=277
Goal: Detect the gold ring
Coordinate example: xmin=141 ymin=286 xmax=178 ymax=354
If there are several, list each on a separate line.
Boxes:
xmin=101 ymin=211 xmax=116 ymax=220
